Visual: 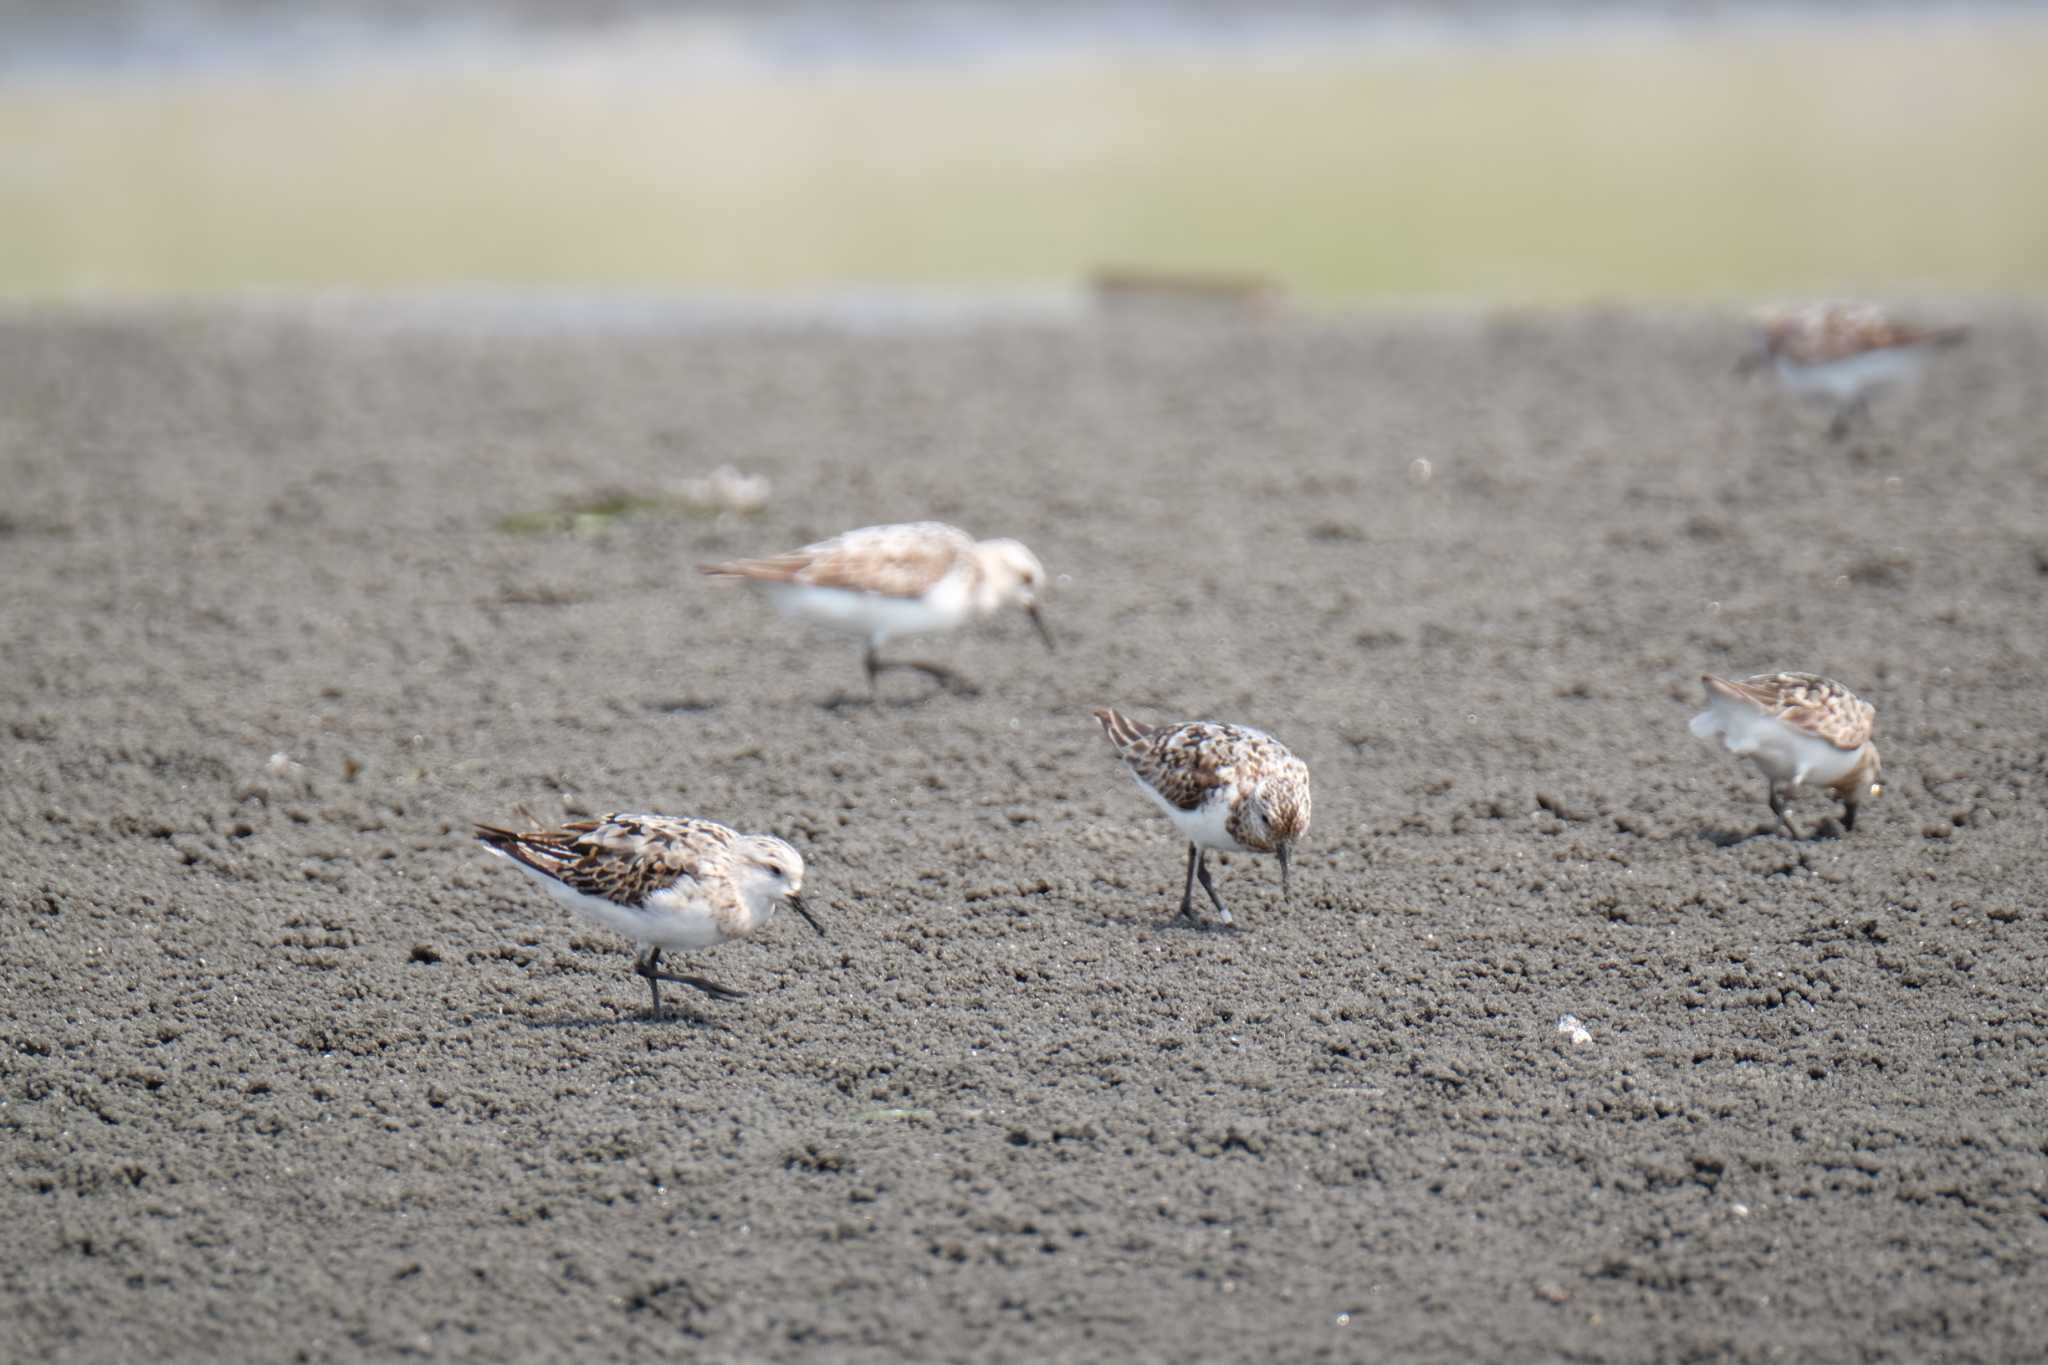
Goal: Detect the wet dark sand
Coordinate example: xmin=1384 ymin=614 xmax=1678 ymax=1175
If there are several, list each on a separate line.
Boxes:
xmin=2 ymin=301 xmax=2044 ymax=1361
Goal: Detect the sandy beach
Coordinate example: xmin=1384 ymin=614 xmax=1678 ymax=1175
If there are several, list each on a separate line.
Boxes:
xmin=2 ymin=300 xmax=2044 ymax=1361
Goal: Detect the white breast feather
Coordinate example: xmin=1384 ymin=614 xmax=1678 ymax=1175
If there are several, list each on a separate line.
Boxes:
xmin=1691 ymin=696 xmax=1865 ymax=788
xmin=764 ymin=564 xmax=975 ymax=645
xmin=506 ymin=858 xmax=727 ymax=952
xmin=1133 ymin=771 xmax=1244 ymax=852
xmin=1776 ymin=347 xmax=1922 ymax=402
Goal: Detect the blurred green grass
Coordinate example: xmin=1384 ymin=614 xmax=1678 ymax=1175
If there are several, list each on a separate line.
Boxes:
xmin=4 ymin=17 xmax=2046 ymax=302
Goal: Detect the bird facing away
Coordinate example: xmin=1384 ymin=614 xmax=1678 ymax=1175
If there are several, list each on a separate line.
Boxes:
xmin=699 ymin=521 xmax=1053 ymax=695
xmin=1092 ymin=707 xmax=1311 ymax=928
xmin=1689 ymin=673 xmax=1883 ymax=839
xmin=475 ymin=813 xmax=823 ymax=1018
xmin=1736 ymin=302 xmax=1968 ymax=440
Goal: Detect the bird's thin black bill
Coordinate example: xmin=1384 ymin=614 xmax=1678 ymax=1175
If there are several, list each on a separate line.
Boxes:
xmin=790 ymin=895 xmax=827 ymax=936
xmin=1027 ymin=603 xmax=1055 ymax=652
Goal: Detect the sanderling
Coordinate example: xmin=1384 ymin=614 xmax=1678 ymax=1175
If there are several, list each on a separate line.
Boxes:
xmin=1091 ymin=707 xmax=1311 ymax=928
xmin=1689 ymin=673 xmax=1884 ymax=839
xmin=700 ymin=521 xmax=1053 ymax=694
xmin=1737 ymin=302 xmax=1967 ymax=439
xmin=475 ymin=812 xmax=823 ymax=1017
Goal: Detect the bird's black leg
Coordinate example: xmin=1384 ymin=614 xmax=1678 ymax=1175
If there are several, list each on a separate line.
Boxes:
xmin=876 ymin=658 xmax=978 ymax=695
xmin=642 ymin=964 xmax=748 ymax=1001
xmin=1178 ymin=842 xmax=1200 ymax=923
xmin=636 ymin=947 xmax=664 ymax=1019
xmin=1193 ymin=849 xmax=1234 ymax=927
xmin=1827 ymin=393 xmax=1869 ymax=442
xmin=863 ymin=644 xmax=976 ymax=697
xmin=633 ymin=949 xmax=744 ymax=1015
xmin=1840 ymin=800 xmax=1859 ymax=834
xmin=1768 ymin=783 xmax=1801 ymax=840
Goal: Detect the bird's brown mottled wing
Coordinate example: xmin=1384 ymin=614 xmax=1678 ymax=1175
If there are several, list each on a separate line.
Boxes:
xmin=1725 ymin=673 xmax=1876 ymax=750
xmin=1121 ymin=722 xmax=1239 ymax=811
xmin=1768 ymin=305 xmax=1967 ymax=365
xmin=479 ymin=814 xmax=737 ymax=906
xmin=700 ymin=522 xmax=971 ymax=599
xmin=697 ymin=550 xmax=819 ymax=585
xmin=1793 ymin=686 xmax=1876 ymax=750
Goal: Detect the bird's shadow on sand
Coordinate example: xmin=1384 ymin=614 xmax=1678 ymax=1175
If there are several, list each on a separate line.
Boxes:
xmin=524 ymin=1010 xmax=725 ymax=1032
xmin=819 ymin=665 xmax=982 ymax=710
xmin=1092 ymin=906 xmax=1241 ymax=935
xmin=818 ymin=688 xmax=954 ymax=712
xmin=1701 ymin=820 xmax=1847 ymax=848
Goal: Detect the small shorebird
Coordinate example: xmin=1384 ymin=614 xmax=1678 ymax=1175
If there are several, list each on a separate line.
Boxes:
xmin=1689 ymin=673 xmax=1884 ymax=839
xmin=700 ymin=521 xmax=1053 ymax=694
xmin=1737 ymin=302 xmax=1967 ymax=439
xmin=475 ymin=812 xmax=823 ymax=1017
xmin=1092 ymin=707 xmax=1311 ymax=928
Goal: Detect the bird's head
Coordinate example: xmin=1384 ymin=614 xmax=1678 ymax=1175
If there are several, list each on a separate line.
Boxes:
xmin=975 ymin=537 xmax=1054 ymax=650
xmin=738 ymin=836 xmax=824 ymax=936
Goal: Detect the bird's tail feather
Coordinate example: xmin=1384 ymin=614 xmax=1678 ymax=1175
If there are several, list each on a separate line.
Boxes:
xmin=1091 ymin=707 xmax=1152 ymax=749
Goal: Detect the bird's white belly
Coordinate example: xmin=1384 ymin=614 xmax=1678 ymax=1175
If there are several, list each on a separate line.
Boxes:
xmin=764 ymin=568 xmax=974 ymax=646
xmin=514 ymin=862 xmax=727 ymax=952
xmin=1134 ymin=774 xmax=1246 ymax=852
xmin=1776 ymin=348 xmax=1921 ymax=402
xmin=1690 ymin=701 xmax=1864 ymax=789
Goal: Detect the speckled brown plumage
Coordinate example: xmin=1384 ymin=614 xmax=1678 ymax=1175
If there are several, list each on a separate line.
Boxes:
xmin=474 ymin=814 xmax=745 ymax=909
xmin=1097 ymin=712 xmax=1238 ymax=817
xmin=1702 ymin=672 xmax=1876 ymax=750
xmin=698 ymin=520 xmax=1053 ymax=692
xmin=1760 ymin=303 xmax=1968 ymax=365
xmin=1092 ymin=707 xmax=1312 ymax=927
xmin=477 ymin=812 xmax=819 ymax=1018
xmin=1092 ymin=708 xmax=1311 ymax=853
xmin=699 ymin=521 xmax=979 ymax=600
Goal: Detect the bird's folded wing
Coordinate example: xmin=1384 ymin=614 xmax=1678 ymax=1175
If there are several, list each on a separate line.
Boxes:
xmin=703 ymin=523 xmax=969 ymax=598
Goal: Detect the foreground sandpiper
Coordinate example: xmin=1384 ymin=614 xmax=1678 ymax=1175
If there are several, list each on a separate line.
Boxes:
xmin=1689 ymin=672 xmax=1884 ymax=839
xmin=1092 ymin=707 xmax=1311 ymax=928
xmin=476 ymin=812 xmax=823 ymax=1017
xmin=700 ymin=520 xmax=1052 ymax=695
